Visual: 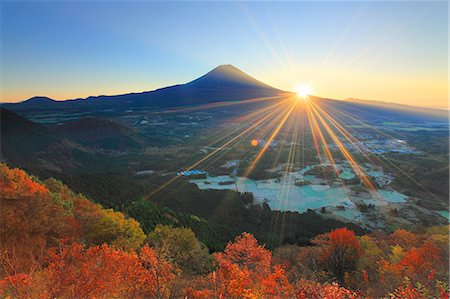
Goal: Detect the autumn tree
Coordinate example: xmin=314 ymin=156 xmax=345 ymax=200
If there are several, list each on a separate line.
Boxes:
xmin=0 ymin=243 xmax=178 ymax=299
xmin=378 ymin=241 xmax=443 ymax=289
xmin=389 ymin=278 xmax=449 ymax=299
xmin=147 ymin=225 xmax=212 ymax=274
xmin=355 ymin=235 xmax=384 ymax=296
xmin=1 ymin=164 xmax=448 ymax=298
xmin=296 ymin=279 xmax=360 ymax=299
xmin=389 ymin=229 xmax=420 ymax=250
xmin=0 ymin=164 xmax=78 ymax=275
xmin=137 ymin=245 xmax=178 ymax=298
xmin=312 ymin=228 xmax=363 ymax=282
xmin=45 ymin=177 xmax=146 ymax=251
xmin=73 ymin=199 xmax=146 ymax=251
xmin=273 ymin=245 xmax=324 ymax=283
xmin=184 ymin=232 xmax=294 ymax=298
xmin=0 ymin=164 xmax=145 ymax=276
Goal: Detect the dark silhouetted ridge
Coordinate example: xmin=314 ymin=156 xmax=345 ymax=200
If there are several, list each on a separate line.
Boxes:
xmin=56 ymin=117 xmax=144 ymax=151
xmin=186 ymin=64 xmax=276 ymax=90
xmin=22 ymin=96 xmax=56 ymax=103
xmin=4 ymin=65 xmax=284 ymax=110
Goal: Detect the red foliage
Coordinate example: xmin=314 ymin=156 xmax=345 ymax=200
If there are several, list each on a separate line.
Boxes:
xmin=0 ymin=164 xmax=48 ymax=199
xmin=215 ymin=232 xmax=271 ymax=274
xmin=0 ymin=243 xmax=177 ymax=299
xmin=0 ymin=165 xmax=79 ymax=274
xmin=0 ymin=164 xmax=145 ymax=276
xmin=389 ymin=229 xmax=419 ymax=249
xmin=314 ymin=228 xmax=363 ymax=281
xmin=185 ymin=232 xmax=294 ymax=298
xmin=390 ymin=283 xmax=450 ymax=299
xmin=390 ymin=285 xmax=421 ymax=299
xmin=1 ymin=164 xmax=448 ymax=298
xmin=260 ymin=265 xmax=294 ymax=299
xmin=43 ymin=242 xmax=141 ymax=298
xmin=362 ymin=270 xmax=369 ymax=285
xmin=183 ymin=287 xmax=214 ymax=299
xmin=296 ymin=279 xmax=361 ymax=299
xmin=138 ymin=245 xmax=178 ymax=298
xmin=0 ymin=273 xmax=32 ymax=298
xmin=389 ymin=241 xmax=442 ymax=282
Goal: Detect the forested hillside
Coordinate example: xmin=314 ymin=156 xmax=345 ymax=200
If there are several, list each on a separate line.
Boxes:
xmin=0 ymin=164 xmax=448 ymax=298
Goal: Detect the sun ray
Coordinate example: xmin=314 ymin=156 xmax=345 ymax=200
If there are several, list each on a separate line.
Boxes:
xmin=312 ymin=100 xmax=442 ymax=201
xmin=237 ymin=2 xmax=289 ymax=71
xmin=149 ymin=97 xmax=290 ymax=176
xmin=198 ymin=103 xmax=291 ymax=170
xmin=307 ymin=101 xmax=376 ymax=190
xmin=310 ymin=100 xmax=376 ymax=164
xmin=159 ymin=95 xmax=286 ymax=115
xmin=144 ymin=96 xmax=292 ymax=199
xmin=305 ymin=101 xmax=340 ymax=177
xmin=244 ymin=99 xmax=297 ymax=177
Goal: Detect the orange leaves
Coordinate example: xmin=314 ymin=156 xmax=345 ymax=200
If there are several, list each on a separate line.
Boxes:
xmin=389 ymin=280 xmax=450 ymax=299
xmin=1 ymin=243 xmax=178 ymax=299
xmin=216 ymin=232 xmax=271 ymax=275
xmin=327 ymin=228 xmax=363 ymax=255
xmin=183 ymin=287 xmax=214 ymax=299
xmin=0 ymin=273 xmax=32 ymax=298
xmin=213 ymin=261 xmax=253 ymax=298
xmin=373 ymin=229 xmax=448 ymax=298
xmin=313 ymin=228 xmax=363 ymax=281
xmin=390 ymin=285 xmax=422 ymax=299
xmin=185 ymin=229 xmax=448 ymax=298
xmin=389 ymin=229 xmax=419 ymax=250
xmin=296 ymin=279 xmax=360 ymax=299
xmin=139 ymin=245 xmax=177 ymax=298
xmin=43 ymin=242 xmax=141 ymax=298
xmin=380 ymin=239 xmax=442 ymax=285
xmin=0 ymin=164 xmax=448 ymax=298
xmin=186 ymin=233 xmax=295 ymax=299
xmin=260 ymin=265 xmax=294 ymax=299
xmin=0 ymin=163 xmax=145 ymax=275
xmin=0 ymin=164 xmax=78 ymax=274
xmin=213 ymin=232 xmax=285 ymax=298
xmin=0 ymin=164 xmax=48 ymax=199
xmin=1 ymin=226 xmax=448 ymax=298
xmin=362 ymin=270 xmax=369 ymax=285
xmin=396 ymin=241 xmax=441 ymax=282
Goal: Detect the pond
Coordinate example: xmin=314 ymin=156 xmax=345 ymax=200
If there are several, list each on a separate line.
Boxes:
xmin=436 ymin=210 xmax=450 ymax=221
xmin=190 ymin=164 xmax=408 ymax=216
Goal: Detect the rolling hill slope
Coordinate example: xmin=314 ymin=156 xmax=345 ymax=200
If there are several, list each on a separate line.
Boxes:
xmin=0 ymin=108 xmax=88 ymax=172
xmin=56 ymin=117 xmax=145 ymax=151
xmin=0 ymin=109 xmax=146 ymax=174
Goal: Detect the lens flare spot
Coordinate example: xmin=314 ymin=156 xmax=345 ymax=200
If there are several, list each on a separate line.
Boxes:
xmin=251 ymin=139 xmax=259 ymax=146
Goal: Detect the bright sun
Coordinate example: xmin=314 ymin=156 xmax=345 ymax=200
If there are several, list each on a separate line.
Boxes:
xmin=295 ymin=84 xmax=313 ymax=99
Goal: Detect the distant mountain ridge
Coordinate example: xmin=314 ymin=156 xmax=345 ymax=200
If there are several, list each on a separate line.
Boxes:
xmin=287 ymin=96 xmax=449 ymax=122
xmin=342 ymin=97 xmax=449 ymax=120
xmin=4 ymin=64 xmax=285 ymax=110
xmin=2 ymin=64 xmax=448 ymax=122
xmin=345 ymin=97 xmax=448 ymax=113
xmin=22 ymin=96 xmax=57 ymax=104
